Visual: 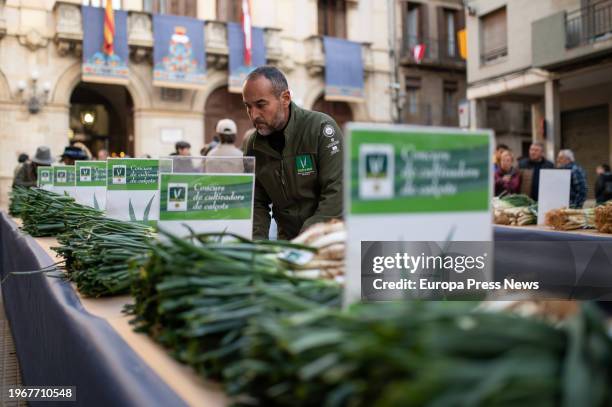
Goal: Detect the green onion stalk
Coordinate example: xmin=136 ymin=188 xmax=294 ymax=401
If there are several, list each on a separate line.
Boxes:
xmin=128 ymin=230 xmax=342 ymax=382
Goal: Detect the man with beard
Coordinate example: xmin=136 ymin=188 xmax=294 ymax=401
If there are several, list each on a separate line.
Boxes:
xmin=242 ymin=66 xmax=343 ymax=240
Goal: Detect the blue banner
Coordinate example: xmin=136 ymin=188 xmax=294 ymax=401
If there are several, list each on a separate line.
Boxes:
xmin=153 ymin=15 xmax=206 ymax=89
xmin=82 ymin=6 xmax=129 ymax=85
xmin=323 ymin=37 xmax=365 ymax=102
xmin=227 ymin=22 xmax=266 ymax=93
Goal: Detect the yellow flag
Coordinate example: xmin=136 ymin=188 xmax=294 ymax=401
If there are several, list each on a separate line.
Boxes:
xmin=457 ymin=29 xmax=467 ymax=60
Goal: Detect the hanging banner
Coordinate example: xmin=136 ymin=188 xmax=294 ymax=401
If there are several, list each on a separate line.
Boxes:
xmin=52 ymin=165 xmax=77 ymax=197
xmin=106 ymin=158 xmax=161 ymax=224
xmin=74 ymin=160 xmax=107 ymax=210
xmin=227 ymin=22 xmax=266 ymax=93
xmin=153 ymin=15 xmax=206 ymax=90
xmin=82 ymin=6 xmax=129 ymax=85
xmin=343 ymin=124 xmax=493 ymax=305
xmin=323 ymin=37 xmax=365 ymax=102
xmin=37 ymin=167 xmax=54 ymax=191
xmin=158 ymin=172 xmax=255 ymax=239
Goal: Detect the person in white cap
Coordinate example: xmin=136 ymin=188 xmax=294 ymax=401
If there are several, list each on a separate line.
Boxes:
xmin=205 ymin=119 xmax=244 ymax=173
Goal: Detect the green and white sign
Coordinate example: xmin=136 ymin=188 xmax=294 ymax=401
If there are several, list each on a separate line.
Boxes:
xmin=106 ymin=158 xmax=161 ymax=223
xmin=158 ymin=173 xmax=255 ymax=238
xmin=344 ymin=124 xmax=493 ymax=304
xmin=52 ymin=165 xmax=76 ymax=197
xmin=74 ymin=160 xmax=107 ymax=210
xmin=37 ymin=167 xmax=53 ymax=191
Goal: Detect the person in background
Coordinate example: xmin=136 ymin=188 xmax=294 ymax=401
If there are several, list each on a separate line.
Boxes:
xmin=97 ymin=149 xmax=109 ymax=160
xmin=60 ymin=145 xmax=89 ymax=165
xmin=14 ymin=153 xmax=29 ymax=178
xmin=557 ymin=149 xmax=587 ymax=209
xmin=206 ymin=119 xmax=244 ymax=173
xmin=13 ymin=146 xmax=53 ymax=188
xmin=201 ymin=136 xmax=220 ymax=156
xmin=493 ymin=143 xmax=509 ymax=171
xmin=518 ymin=142 xmax=554 ymax=200
xmin=71 ymin=141 xmax=93 ymax=160
xmin=595 ymin=164 xmax=612 ymax=204
xmin=495 ymin=150 xmax=521 ymax=196
xmin=173 ymin=141 xmax=191 ymax=156
xmin=172 ymin=141 xmax=195 ymax=173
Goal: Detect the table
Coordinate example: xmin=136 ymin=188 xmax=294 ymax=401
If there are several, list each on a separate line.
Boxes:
xmin=493 ymin=225 xmax=612 ymax=301
xmin=0 ymin=212 xmax=228 ymax=407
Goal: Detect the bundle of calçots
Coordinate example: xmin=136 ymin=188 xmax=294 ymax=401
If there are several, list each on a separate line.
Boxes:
xmin=545 ymin=207 xmax=595 ymax=231
xmin=493 ymin=194 xmax=537 ymax=226
xmin=8 ymin=186 xmax=28 ymax=217
xmin=54 ymin=217 xmax=154 ymax=297
xmin=17 ymin=188 xmax=101 ymax=236
xmin=228 ymin=301 xmax=612 ymax=406
xmin=128 ymin=230 xmax=342 ymax=382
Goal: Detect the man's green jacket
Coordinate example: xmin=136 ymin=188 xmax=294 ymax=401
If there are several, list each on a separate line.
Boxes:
xmin=244 ymin=102 xmax=343 ymax=240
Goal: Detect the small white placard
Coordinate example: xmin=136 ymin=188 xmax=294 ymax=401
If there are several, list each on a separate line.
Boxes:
xmin=160 ymin=128 xmax=184 ymax=144
xmin=537 ymin=169 xmax=571 ymax=225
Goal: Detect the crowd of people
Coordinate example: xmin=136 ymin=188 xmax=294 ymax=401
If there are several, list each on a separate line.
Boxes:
xmin=494 ymin=141 xmax=612 ymax=208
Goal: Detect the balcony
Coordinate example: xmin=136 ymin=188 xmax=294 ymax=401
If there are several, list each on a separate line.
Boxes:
xmin=304 ymin=35 xmax=373 ymax=76
xmin=52 ymin=2 xmax=284 ymax=67
xmin=566 ymin=0 xmax=612 ymax=48
xmin=533 ymin=3 xmax=612 ymax=69
xmin=400 ymin=103 xmax=460 ymax=127
xmin=399 ymin=36 xmax=465 ymax=70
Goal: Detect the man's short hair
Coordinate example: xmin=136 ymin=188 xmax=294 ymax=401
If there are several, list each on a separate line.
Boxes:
xmin=559 ymin=149 xmax=575 ymax=162
xmin=175 ymin=141 xmax=191 ymax=151
xmin=531 ymin=141 xmax=545 ymax=149
xmin=245 ymin=66 xmax=289 ymax=97
xmin=219 ymin=133 xmax=236 ymax=144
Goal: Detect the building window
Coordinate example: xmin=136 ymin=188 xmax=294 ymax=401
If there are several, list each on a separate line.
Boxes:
xmin=83 ymin=0 xmax=122 ymax=9
xmin=216 ymin=0 xmax=242 ymax=22
xmin=403 ymin=2 xmax=423 ymax=50
xmin=405 ymin=77 xmax=421 ymax=115
xmin=481 ymin=7 xmax=508 ymax=64
xmin=445 ymin=9 xmax=457 ymax=57
xmin=318 ymin=0 xmax=347 ymax=38
xmin=144 ymin=0 xmax=197 ymax=16
xmin=443 ymin=80 xmax=458 ymax=123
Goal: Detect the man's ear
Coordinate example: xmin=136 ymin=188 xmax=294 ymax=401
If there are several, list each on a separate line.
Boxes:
xmin=281 ymin=89 xmax=291 ymax=107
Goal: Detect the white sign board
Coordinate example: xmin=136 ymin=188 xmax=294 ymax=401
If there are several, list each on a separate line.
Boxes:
xmin=537 ymin=169 xmax=571 ymax=225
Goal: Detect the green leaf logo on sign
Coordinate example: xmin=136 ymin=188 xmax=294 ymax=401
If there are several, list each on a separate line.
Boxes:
xmin=296 ymin=154 xmax=314 ymax=175
xmin=359 ymin=144 xmax=395 ymax=199
xmin=366 ymin=154 xmax=388 ymax=178
xmin=40 ymin=170 xmax=51 ymax=183
xmin=57 ymin=170 xmax=67 ymax=183
xmin=80 ymin=167 xmax=92 ymax=182
xmin=168 ymin=183 xmax=188 ymax=211
xmin=113 ymin=165 xmax=127 ymax=184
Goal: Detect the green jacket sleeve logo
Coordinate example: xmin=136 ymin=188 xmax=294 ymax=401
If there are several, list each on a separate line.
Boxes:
xmin=296 ymin=154 xmax=315 ymax=175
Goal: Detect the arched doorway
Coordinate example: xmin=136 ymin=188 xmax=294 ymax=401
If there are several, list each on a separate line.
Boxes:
xmin=69 ymin=82 xmax=134 ymax=157
xmin=312 ymin=96 xmax=353 ymax=131
xmin=204 ymin=86 xmax=252 ymax=146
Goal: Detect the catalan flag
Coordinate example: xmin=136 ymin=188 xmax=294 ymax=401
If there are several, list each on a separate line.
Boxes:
xmin=103 ymin=0 xmax=115 ymax=55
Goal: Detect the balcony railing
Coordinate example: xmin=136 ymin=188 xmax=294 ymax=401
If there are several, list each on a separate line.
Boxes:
xmin=400 ymin=35 xmax=465 ymax=66
xmin=566 ymin=0 xmax=612 ymax=48
xmin=400 ymin=102 xmax=460 ymax=126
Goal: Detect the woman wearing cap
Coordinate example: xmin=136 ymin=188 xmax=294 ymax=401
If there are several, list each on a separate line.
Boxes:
xmin=13 ymin=146 xmax=53 ymax=188
xmin=205 ymin=118 xmax=244 ymax=173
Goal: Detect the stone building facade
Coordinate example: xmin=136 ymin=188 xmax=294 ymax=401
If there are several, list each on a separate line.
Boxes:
xmin=0 ymin=0 xmax=393 ymax=208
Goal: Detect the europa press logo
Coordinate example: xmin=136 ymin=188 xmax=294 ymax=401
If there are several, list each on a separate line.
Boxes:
xmin=80 ymin=166 xmax=92 ymax=182
xmin=113 ymin=165 xmax=127 ymax=184
xmin=359 ymin=144 xmax=394 ymax=199
xmin=167 ymin=183 xmax=188 ymax=211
